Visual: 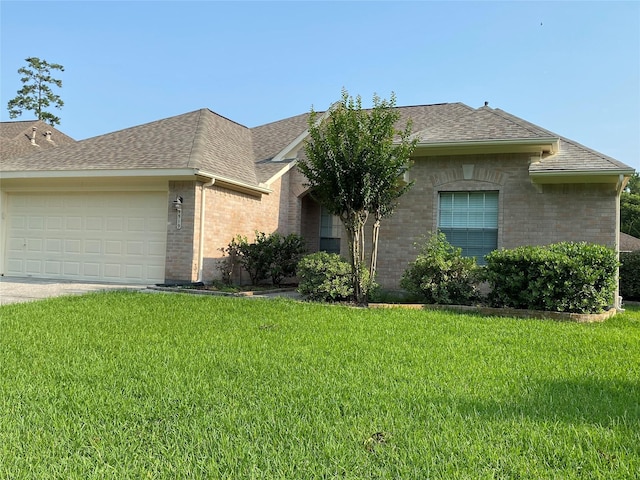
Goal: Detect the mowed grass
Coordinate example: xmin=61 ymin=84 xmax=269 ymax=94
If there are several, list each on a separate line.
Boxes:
xmin=1 ymin=292 xmax=638 ymax=479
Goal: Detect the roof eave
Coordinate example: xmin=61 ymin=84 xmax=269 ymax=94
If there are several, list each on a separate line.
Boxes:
xmin=0 ymin=168 xmax=272 ymax=196
xmin=197 ymin=170 xmax=272 ymax=196
xmin=268 ymin=106 xmax=336 ymax=163
xmin=412 ymin=137 xmax=560 ymax=156
xmin=529 ymin=169 xmax=636 ymax=184
xmin=0 ymin=168 xmax=201 ymax=180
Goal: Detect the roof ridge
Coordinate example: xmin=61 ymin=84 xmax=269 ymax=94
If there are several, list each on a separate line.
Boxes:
xmin=186 ymin=109 xmax=206 ymax=168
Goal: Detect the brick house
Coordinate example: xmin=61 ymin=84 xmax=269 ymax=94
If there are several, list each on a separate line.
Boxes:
xmin=1 ymin=103 xmax=635 ymax=299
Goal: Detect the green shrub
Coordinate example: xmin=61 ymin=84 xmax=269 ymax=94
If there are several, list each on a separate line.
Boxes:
xmin=227 ymin=233 xmax=271 ymax=285
xmin=297 ymin=252 xmax=353 ymax=302
xmin=226 ymin=232 xmax=306 ymax=286
xmin=620 ymin=251 xmax=640 ymax=301
xmin=400 ymin=232 xmax=480 ymax=305
xmin=268 ymin=233 xmax=307 ymax=286
xmin=485 ymin=242 xmax=618 ymax=313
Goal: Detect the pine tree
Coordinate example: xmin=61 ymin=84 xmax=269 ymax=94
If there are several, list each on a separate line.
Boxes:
xmin=7 ymin=57 xmax=65 ymax=126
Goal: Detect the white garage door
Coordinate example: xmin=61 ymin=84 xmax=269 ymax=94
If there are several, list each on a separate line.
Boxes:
xmin=4 ymin=191 xmax=167 ymax=284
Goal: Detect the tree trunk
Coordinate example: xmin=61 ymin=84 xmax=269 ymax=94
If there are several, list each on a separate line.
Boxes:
xmin=370 ymin=217 xmax=381 ymax=283
xmin=343 ymin=212 xmax=368 ymax=306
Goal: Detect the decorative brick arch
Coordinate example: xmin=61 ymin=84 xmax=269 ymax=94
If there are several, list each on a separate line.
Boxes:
xmin=430 ymin=164 xmax=508 ymax=187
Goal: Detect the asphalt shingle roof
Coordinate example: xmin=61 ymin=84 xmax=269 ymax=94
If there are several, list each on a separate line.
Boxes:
xmin=0 ymin=120 xmax=76 ymax=161
xmin=412 ymin=106 xmax=555 ymax=142
xmin=1 ymin=103 xmax=633 ymax=187
xmin=621 ymin=232 xmax=640 ymax=252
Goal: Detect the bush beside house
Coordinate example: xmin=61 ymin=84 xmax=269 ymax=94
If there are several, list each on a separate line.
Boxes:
xmin=620 ymin=251 xmax=640 ymax=302
xmin=222 ymin=232 xmax=306 ymax=287
xmin=296 ymin=252 xmax=354 ymax=302
xmin=296 ymin=236 xmax=618 ymax=316
xmin=484 ymin=242 xmax=618 ymax=314
xmin=400 ymin=232 xmax=479 ymax=306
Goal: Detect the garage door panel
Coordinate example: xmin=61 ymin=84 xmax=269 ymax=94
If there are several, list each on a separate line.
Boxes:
xmin=7 ymin=238 xmax=25 ymax=252
xmin=66 ymin=217 xmax=82 ymax=230
xmin=45 ymin=261 xmax=61 ymax=275
xmin=86 ymin=217 xmax=102 ymax=230
xmin=27 ymin=238 xmax=43 ymax=252
xmin=104 ymin=264 xmax=122 ymax=278
xmin=28 ymin=217 xmax=44 ymax=230
xmin=46 ymin=239 xmax=63 ymax=253
xmin=106 ymin=217 xmax=124 ymax=232
xmin=5 ymin=192 xmax=167 ymax=283
xmin=83 ymin=263 xmax=100 ymax=277
xmin=46 ymin=216 xmax=64 ymax=230
xmin=25 ymin=260 xmax=43 ymax=275
xmin=85 ymin=240 xmax=102 ymax=254
xmin=127 ymin=241 xmax=144 ymax=255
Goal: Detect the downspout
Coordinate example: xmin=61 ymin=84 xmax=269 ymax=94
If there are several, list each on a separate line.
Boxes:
xmin=614 ymin=174 xmax=629 ymax=311
xmin=197 ymin=177 xmax=215 ymax=282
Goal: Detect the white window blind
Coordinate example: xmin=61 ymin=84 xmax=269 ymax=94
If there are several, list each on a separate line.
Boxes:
xmin=439 ymin=191 xmax=498 ymax=263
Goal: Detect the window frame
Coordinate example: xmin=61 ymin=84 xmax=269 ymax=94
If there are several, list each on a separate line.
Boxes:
xmin=319 ymin=206 xmax=341 ymax=254
xmin=437 ymin=190 xmax=499 ymax=264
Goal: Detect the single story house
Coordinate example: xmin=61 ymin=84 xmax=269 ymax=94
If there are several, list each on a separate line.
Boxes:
xmin=1 ymin=103 xmax=635 ymax=303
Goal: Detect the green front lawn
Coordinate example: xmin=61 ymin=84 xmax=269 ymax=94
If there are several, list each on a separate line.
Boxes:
xmin=1 ymin=292 xmax=638 ymax=479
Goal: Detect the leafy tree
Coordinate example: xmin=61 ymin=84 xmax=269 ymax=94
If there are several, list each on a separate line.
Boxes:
xmin=299 ymin=89 xmax=417 ymax=305
xmin=625 ymin=172 xmax=639 ymax=194
xmin=621 ymin=172 xmax=640 ymax=238
xmin=7 ymin=57 xmax=65 ymax=126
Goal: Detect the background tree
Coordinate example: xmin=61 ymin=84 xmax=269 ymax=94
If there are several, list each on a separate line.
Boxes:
xmin=299 ymin=89 xmax=417 ymax=305
xmin=7 ymin=57 xmax=65 ymax=126
xmin=621 ymin=172 xmax=640 ymax=238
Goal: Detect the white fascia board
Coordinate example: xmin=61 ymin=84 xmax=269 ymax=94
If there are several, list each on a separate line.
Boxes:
xmin=262 ymin=161 xmax=298 ymax=187
xmin=270 ymin=129 xmax=310 ymax=163
xmin=269 ymin=105 xmax=338 ymax=163
xmin=0 ymin=168 xmax=200 ymax=180
xmin=197 ymin=170 xmax=272 ymax=195
xmin=414 ymin=137 xmax=560 ymax=154
xmin=530 ymin=169 xmax=636 ymax=184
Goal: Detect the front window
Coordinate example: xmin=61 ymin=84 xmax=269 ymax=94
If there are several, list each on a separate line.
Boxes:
xmin=319 ymin=206 xmax=341 ymax=254
xmin=438 ymin=191 xmax=498 ymax=264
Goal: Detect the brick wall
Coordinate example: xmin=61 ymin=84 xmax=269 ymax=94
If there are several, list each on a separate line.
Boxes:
xmin=164 ymin=181 xmax=199 ymax=282
xmin=199 ymin=177 xmax=284 ymax=284
xmin=375 ymin=153 xmax=619 ymax=289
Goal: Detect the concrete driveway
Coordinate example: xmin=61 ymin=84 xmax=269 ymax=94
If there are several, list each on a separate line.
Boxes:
xmin=0 ymin=277 xmax=147 ymax=305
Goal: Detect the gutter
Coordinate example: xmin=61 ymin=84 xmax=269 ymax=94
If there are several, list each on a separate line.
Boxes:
xmin=195 ymin=170 xmax=271 ymax=196
xmin=0 ymin=168 xmax=202 ymax=180
xmin=197 ymin=177 xmax=216 ymax=283
xmin=614 ymin=173 xmax=631 ymax=311
xmin=530 ymin=168 xmax=636 ymax=178
xmin=1 ymin=168 xmax=273 ymax=196
xmin=414 ymin=137 xmax=560 ymax=153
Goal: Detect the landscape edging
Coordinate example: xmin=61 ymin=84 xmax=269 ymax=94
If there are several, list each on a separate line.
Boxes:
xmin=369 ymin=303 xmax=617 ymax=323
xmin=147 ymin=285 xmax=618 ymax=322
xmin=147 ymin=285 xmax=297 ymax=297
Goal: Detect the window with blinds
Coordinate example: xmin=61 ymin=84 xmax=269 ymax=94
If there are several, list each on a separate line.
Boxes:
xmin=319 ymin=206 xmax=341 ymax=254
xmin=438 ymin=191 xmax=498 ymax=264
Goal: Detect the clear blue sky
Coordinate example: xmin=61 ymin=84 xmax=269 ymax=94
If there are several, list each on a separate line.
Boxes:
xmin=1 ymin=1 xmax=638 ymax=171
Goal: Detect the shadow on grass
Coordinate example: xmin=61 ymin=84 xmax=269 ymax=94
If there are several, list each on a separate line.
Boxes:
xmin=455 ymin=378 xmax=640 ymax=427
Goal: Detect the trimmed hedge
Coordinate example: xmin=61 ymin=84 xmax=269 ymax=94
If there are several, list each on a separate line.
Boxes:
xmin=225 ymin=232 xmax=306 ymax=286
xmin=296 ymin=252 xmax=354 ymax=302
xmin=620 ymin=251 xmax=640 ymax=301
xmin=485 ymin=242 xmax=618 ymax=314
xmin=400 ymin=232 xmax=479 ymax=305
